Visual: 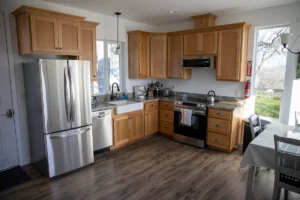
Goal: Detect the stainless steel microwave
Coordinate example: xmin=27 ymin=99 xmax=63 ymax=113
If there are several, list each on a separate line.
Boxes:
xmin=182 ymin=56 xmax=215 ymax=69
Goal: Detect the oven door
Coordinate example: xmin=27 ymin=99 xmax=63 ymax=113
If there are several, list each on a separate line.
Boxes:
xmin=174 ymin=110 xmax=207 ymax=140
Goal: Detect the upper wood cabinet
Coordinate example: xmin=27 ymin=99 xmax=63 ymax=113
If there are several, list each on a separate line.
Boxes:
xmin=217 ymin=25 xmax=250 ymax=82
xmin=150 ymin=33 xmax=167 ymax=78
xmin=80 ymin=21 xmax=99 ymax=81
xmin=128 ymin=31 xmax=149 ymax=79
xmin=13 ymin=6 xmax=84 ymax=56
xmin=58 ymin=20 xmax=81 ymax=55
xmin=183 ymin=31 xmax=218 ymax=56
xmin=167 ymin=35 xmax=191 ymax=79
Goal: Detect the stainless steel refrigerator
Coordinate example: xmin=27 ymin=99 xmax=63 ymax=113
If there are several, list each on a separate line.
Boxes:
xmin=23 ymin=59 xmax=94 ymax=178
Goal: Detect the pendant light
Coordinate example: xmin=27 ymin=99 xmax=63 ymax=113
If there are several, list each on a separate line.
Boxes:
xmin=115 ymin=12 xmax=121 ymax=55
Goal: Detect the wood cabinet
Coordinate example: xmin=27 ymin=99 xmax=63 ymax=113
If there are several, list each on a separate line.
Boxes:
xmin=128 ymin=31 xmax=150 ymax=79
xmin=13 ymin=6 xmax=85 ymax=56
xmin=112 ymin=110 xmax=145 ymax=149
xmin=145 ymin=101 xmax=159 ymax=136
xmin=159 ymin=101 xmax=174 ymax=136
xmin=217 ymin=26 xmax=250 ymax=82
xmin=167 ymin=35 xmax=191 ymax=79
xmin=183 ymin=31 xmax=218 ymax=56
xmin=113 ymin=115 xmax=130 ymax=147
xmin=150 ymin=33 xmax=167 ymax=78
xmin=80 ymin=21 xmax=99 ymax=81
xmin=29 ymin=15 xmax=60 ymax=53
xmin=58 ymin=20 xmax=81 ymax=55
xmin=128 ymin=111 xmax=145 ymax=140
xmin=206 ymin=107 xmax=243 ymax=152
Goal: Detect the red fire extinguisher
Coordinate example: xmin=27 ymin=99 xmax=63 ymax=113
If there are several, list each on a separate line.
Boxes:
xmin=245 ymin=80 xmax=251 ymax=98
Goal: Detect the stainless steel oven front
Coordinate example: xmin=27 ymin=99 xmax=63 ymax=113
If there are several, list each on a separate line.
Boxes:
xmin=173 ymin=107 xmax=207 ymax=148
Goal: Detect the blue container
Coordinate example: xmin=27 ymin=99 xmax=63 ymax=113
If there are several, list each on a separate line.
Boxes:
xmin=182 ymin=93 xmax=188 ymax=101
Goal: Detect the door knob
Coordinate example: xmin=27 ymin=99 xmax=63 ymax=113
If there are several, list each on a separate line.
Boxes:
xmin=2 ymin=109 xmax=14 ymax=118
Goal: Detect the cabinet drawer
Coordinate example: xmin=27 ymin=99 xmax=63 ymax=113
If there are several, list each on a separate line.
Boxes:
xmin=208 ymin=118 xmax=231 ymax=135
xmin=208 ymin=108 xmax=232 ymax=120
xmin=207 ymin=132 xmax=229 ymax=150
xmin=145 ymin=101 xmax=158 ymax=111
xmin=159 ymin=101 xmax=174 ymax=110
xmin=159 ymin=109 xmax=174 ymax=123
xmin=159 ymin=121 xmax=174 ymax=135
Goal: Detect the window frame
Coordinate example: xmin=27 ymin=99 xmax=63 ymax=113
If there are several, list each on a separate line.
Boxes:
xmin=93 ymin=39 xmax=124 ymax=95
xmin=252 ymin=24 xmax=290 ymax=120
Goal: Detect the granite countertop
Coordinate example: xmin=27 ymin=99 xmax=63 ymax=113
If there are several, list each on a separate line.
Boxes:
xmin=92 ymin=96 xmax=244 ymax=112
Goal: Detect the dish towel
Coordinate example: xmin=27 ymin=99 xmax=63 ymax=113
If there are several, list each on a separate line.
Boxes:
xmin=181 ymin=108 xmax=193 ymax=126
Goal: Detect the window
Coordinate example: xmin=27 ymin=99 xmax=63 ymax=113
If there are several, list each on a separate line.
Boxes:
xmin=254 ymin=25 xmax=290 ymax=119
xmin=91 ymin=40 xmax=123 ymax=95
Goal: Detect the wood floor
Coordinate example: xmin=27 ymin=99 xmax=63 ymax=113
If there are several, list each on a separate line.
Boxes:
xmin=1 ymin=135 xmax=300 ymax=200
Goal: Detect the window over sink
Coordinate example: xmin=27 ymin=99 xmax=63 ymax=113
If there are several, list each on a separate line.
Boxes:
xmin=91 ymin=40 xmax=124 ymax=95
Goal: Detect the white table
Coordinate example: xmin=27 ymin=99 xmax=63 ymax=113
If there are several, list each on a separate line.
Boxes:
xmin=241 ymin=123 xmax=299 ymax=200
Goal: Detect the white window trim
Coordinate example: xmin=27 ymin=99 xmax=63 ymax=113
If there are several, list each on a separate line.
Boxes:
xmin=93 ymin=39 xmax=125 ymax=96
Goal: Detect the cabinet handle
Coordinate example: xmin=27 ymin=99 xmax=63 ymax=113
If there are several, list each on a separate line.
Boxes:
xmin=216 ymin=125 xmax=221 ymax=128
xmin=215 ymin=139 xmax=220 ymax=142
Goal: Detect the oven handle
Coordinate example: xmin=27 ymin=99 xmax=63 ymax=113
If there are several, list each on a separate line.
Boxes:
xmin=174 ymin=108 xmax=206 ymax=116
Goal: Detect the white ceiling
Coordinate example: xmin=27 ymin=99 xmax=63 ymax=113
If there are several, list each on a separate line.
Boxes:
xmin=45 ymin=0 xmax=300 ymax=25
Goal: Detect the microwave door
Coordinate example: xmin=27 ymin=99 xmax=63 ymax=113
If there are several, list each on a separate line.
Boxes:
xmin=195 ymin=59 xmax=211 ymax=67
xmin=182 ymin=59 xmax=196 ymax=67
xmin=40 ymin=59 xmax=71 ymax=134
xmin=68 ymin=60 xmax=92 ymax=129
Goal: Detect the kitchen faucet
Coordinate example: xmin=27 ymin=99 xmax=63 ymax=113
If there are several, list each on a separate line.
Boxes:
xmin=111 ymin=82 xmax=120 ymax=100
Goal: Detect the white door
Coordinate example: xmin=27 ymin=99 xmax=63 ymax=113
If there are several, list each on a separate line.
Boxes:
xmin=0 ymin=12 xmax=19 ymax=170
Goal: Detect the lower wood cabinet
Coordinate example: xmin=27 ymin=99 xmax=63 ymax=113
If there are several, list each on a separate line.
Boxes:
xmin=113 ymin=115 xmax=130 ymax=147
xmin=206 ymin=107 xmax=243 ymax=152
xmin=112 ymin=110 xmax=144 ymax=149
xmin=159 ymin=101 xmax=174 ymax=136
xmin=128 ymin=111 xmax=145 ymax=140
xmin=145 ymin=110 xmax=158 ymax=136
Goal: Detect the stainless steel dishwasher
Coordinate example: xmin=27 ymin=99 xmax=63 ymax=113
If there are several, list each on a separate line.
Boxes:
xmin=92 ymin=109 xmax=113 ymax=153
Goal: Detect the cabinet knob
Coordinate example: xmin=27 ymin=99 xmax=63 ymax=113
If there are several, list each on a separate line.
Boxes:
xmin=165 ymin=115 xmax=168 ymax=117
xmin=164 ymin=127 xmax=168 ymax=129
xmin=217 ymin=113 xmax=222 ymax=116
xmin=216 ymin=125 xmax=221 ymax=128
xmin=215 ymin=139 xmax=220 ymax=142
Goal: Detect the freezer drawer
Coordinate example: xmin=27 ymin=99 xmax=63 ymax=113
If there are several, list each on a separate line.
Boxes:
xmin=45 ymin=126 xmax=94 ymax=177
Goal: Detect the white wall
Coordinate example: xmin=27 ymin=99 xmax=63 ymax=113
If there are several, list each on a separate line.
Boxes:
xmin=157 ymin=2 xmax=300 ymax=124
xmin=0 ymin=0 xmax=157 ymax=165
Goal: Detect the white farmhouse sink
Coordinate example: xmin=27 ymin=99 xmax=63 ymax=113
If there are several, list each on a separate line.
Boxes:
xmin=107 ymin=100 xmax=144 ymax=114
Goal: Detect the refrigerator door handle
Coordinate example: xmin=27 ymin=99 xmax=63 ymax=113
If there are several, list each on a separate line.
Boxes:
xmin=49 ymin=127 xmax=91 ymax=139
xmin=64 ymin=67 xmax=71 ymax=122
xmin=68 ymin=65 xmax=75 ymax=122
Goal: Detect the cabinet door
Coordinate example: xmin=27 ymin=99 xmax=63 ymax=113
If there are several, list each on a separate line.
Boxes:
xmin=183 ymin=33 xmax=201 ymax=56
xmin=139 ymin=32 xmax=150 ymax=78
xmin=113 ymin=116 xmax=130 ymax=147
xmin=128 ymin=111 xmax=145 ymax=140
xmin=58 ymin=20 xmax=81 ymax=55
xmin=168 ymin=35 xmax=184 ymax=78
xmin=145 ymin=110 xmax=158 ymax=136
xmin=199 ymin=31 xmax=218 ymax=55
xmin=30 ymin=14 xmax=60 ymax=53
xmin=217 ymin=29 xmax=242 ymax=81
xmin=81 ymin=24 xmax=97 ymax=81
xmin=150 ymin=34 xmax=167 ymax=78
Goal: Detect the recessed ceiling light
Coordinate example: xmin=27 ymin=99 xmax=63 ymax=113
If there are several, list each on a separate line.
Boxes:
xmin=169 ymin=10 xmax=178 ymax=14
